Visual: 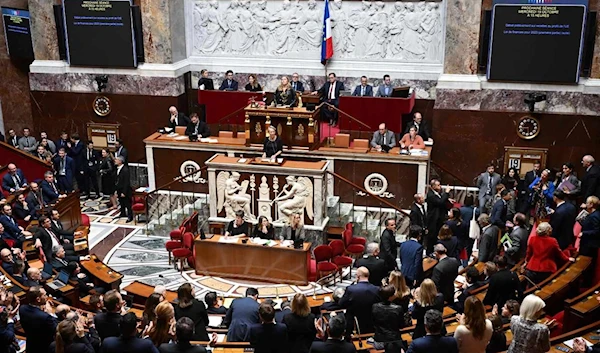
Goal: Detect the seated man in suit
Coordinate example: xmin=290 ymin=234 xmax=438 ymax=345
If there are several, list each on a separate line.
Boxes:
xmin=400 ymin=225 xmax=424 ymax=287
xmin=6 ymin=129 xmax=20 ymax=148
xmin=34 ymin=216 xmax=75 ymax=263
xmin=25 ymin=267 xmax=43 ymax=287
xmin=223 ymin=287 xmax=260 ymax=342
xmin=370 ymin=123 xmax=396 ymax=153
xmin=0 ymin=204 xmax=32 ymax=248
xmin=2 ymin=163 xmax=28 ymax=194
xmin=51 ymin=245 xmax=88 ymax=271
xmin=312 ymin=72 xmax=345 ymax=126
xmin=13 ymin=194 xmax=37 ymax=222
xmin=219 ymin=70 xmax=239 ymax=91
xmin=352 ymin=76 xmax=373 ymax=97
xmin=405 ymin=112 xmax=432 ymax=142
xmin=1 ymin=247 xmax=15 ymax=274
xmin=185 ymin=113 xmax=211 ymax=138
xmin=354 ymin=242 xmax=387 ymax=286
xmin=198 ymin=69 xmax=215 ymax=90
xmin=50 ymin=209 xmax=83 ymax=244
xmin=375 ymin=74 xmax=393 ymax=97
xmin=53 ymin=148 xmax=75 ymax=193
xmin=290 ymin=73 xmax=304 ymax=92
xmin=26 ymin=182 xmax=44 ymax=211
xmin=102 ymin=312 xmax=158 ymax=353
xmin=339 ymin=267 xmax=380 ymax=336
xmin=406 ymin=309 xmax=458 ymax=353
xmin=66 ymin=261 xmax=104 ymax=296
xmin=205 ymin=291 xmax=228 ymax=314
xmin=11 ymin=259 xmax=28 ymax=285
xmin=320 ymin=287 xmax=345 ymax=312
xmin=41 ymin=171 xmax=64 ymax=204
xmin=247 ymin=302 xmax=288 ymax=353
xmin=431 ymin=244 xmax=460 ymax=304
xmin=160 ymin=317 xmax=213 ymax=353
xmin=19 ymin=286 xmax=58 ymax=353
xmin=310 ymin=314 xmax=356 ymax=353
xmin=168 ymin=106 xmax=190 ymax=129
xmin=95 ymin=289 xmax=126 ymax=341
xmin=454 ymin=266 xmax=485 ymax=313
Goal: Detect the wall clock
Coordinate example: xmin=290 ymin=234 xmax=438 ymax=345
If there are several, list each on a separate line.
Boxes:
xmin=93 ymin=95 xmax=112 ymax=117
xmin=517 ymin=116 xmax=540 ymax=140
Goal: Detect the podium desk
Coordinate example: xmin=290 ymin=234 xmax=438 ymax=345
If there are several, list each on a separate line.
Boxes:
xmin=194 ymin=235 xmax=311 ymax=285
xmin=80 ymin=255 xmax=123 ymax=290
xmin=338 ymin=93 xmax=416 ymax=132
xmin=244 ymin=105 xmax=321 ymax=149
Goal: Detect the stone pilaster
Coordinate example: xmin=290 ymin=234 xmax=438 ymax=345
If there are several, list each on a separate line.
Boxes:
xmin=140 ymin=0 xmax=186 ymax=64
xmin=28 ymin=0 xmax=60 ymax=61
xmin=443 ymin=0 xmax=483 ymax=74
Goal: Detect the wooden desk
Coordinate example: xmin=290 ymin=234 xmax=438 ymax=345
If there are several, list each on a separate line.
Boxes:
xmin=154 ymin=133 xmax=247 ymax=146
xmin=80 ymin=255 xmax=123 ymax=290
xmin=194 ymin=235 xmax=311 ymax=285
xmin=123 ymin=281 xmax=178 ymax=305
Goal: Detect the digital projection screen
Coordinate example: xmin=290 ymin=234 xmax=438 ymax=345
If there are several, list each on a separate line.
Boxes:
xmin=1 ymin=7 xmax=34 ymax=60
xmin=63 ymin=0 xmax=137 ymax=68
xmin=487 ymin=0 xmax=588 ymax=84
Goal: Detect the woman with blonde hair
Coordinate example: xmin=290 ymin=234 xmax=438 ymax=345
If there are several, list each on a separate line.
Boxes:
xmin=454 ymin=296 xmax=493 ymax=353
xmin=282 ymin=293 xmax=316 ymax=353
xmin=412 ymin=278 xmax=445 ymax=339
xmin=262 ymin=125 xmax=283 ymax=160
xmin=274 ymin=76 xmax=296 ymax=106
xmin=283 ymin=212 xmax=305 ymax=241
xmin=145 ymin=301 xmax=176 ymax=347
xmin=387 ymin=271 xmax=412 ymax=326
xmin=54 ymin=318 xmax=94 ymax=353
xmin=507 ymin=294 xmax=552 ymax=353
xmin=245 ymin=74 xmax=262 ymax=92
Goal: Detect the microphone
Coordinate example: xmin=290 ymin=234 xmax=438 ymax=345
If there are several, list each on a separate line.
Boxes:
xmin=354 ymin=317 xmax=363 ymax=348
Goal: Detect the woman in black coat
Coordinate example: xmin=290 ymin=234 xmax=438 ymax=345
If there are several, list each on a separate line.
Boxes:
xmin=412 ymin=279 xmax=446 ymax=339
xmin=372 ymin=285 xmax=406 ymax=353
xmin=282 ymin=294 xmax=316 ymax=353
xmin=174 ymin=283 xmax=209 ymax=342
xmin=99 ymin=149 xmax=116 ymax=208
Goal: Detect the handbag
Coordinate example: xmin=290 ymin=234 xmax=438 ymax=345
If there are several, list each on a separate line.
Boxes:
xmin=469 ymin=207 xmax=481 ymax=240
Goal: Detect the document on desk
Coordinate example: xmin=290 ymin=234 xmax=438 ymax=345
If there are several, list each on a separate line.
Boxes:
xmin=218 ymin=237 xmax=239 ymax=243
xmin=208 ymin=315 xmax=223 ymax=327
xmin=174 ymin=136 xmax=188 ymax=140
xmin=216 ymin=334 xmax=226 ymax=343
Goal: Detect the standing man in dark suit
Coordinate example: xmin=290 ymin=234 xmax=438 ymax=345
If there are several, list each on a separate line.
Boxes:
xmin=56 ymin=131 xmax=71 ymax=154
xmin=185 ymin=113 xmax=211 ymax=138
xmin=114 ymin=138 xmax=128 ymax=166
xmin=309 ymin=315 xmax=356 ymax=353
xmin=83 ymin=141 xmax=101 ymax=198
xmin=102 ymin=312 xmax=158 ymax=353
xmin=476 ymin=214 xmax=499 ymax=263
xmin=404 ymin=112 xmax=431 ymax=142
xmin=94 ymin=289 xmax=125 ymax=341
xmin=159 ymin=317 xmax=212 ymax=353
xmin=505 ymin=213 xmax=529 ymax=266
xmin=115 ymin=156 xmax=133 ymax=222
xmin=223 ymin=287 xmax=260 ymax=342
xmin=54 ymin=148 xmax=75 ymax=193
xmin=339 ymin=267 xmax=380 ymax=336
xmin=291 ymin=73 xmax=304 ymax=92
xmin=6 ymin=129 xmax=20 ymax=148
xmin=426 ymin=179 xmax=452 ymax=254
xmin=26 ymin=182 xmax=44 ymax=211
xmin=2 ymin=163 xmax=28 ymax=195
xmin=168 ymin=106 xmax=190 ymax=129
xmin=68 ymin=133 xmax=85 ymax=192
xmin=549 ymin=190 xmax=577 ymax=250
xmin=406 ymin=309 xmax=459 ymax=353
xmin=313 ymin=72 xmax=345 ymax=126
xmin=490 ymin=189 xmax=512 ymax=230
xmin=520 ymin=161 xmax=542 ymax=213
xmin=352 ymin=76 xmax=373 ymax=97
xmin=219 ymin=70 xmax=239 ymax=91
xmin=197 ymin=69 xmax=215 ymax=90
xmin=581 ymin=155 xmax=600 ymax=202
xmin=380 ymin=218 xmax=398 ymax=272
xmin=410 ymin=193 xmax=427 ymax=232
xmin=483 ymin=255 xmax=522 ymax=309
xmin=477 ymin=164 xmax=502 ymax=212
xmin=354 ymin=243 xmax=387 ymax=286
xmin=578 ymin=196 xmax=600 ymax=257
xmin=19 ymin=286 xmax=58 ymax=353
xmin=400 ymin=225 xmax=424 ymax=287
xmin=431 ymin=244 xmax=460 ymax=304
xmin=41 ymin=171 xmax=64 ymax=204
xmin=247 ymin=302 xmax=288 ymax=353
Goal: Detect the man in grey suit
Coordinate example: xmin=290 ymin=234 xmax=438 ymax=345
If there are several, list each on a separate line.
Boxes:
xmin=476 ymin=164 xmax=501 ymax=212
xmin=476 ymin=214 xmax=499 ymax=263
xmin=352 ymin=76 xmax=373 ymax=97
xmin=18 ymin=128 xmax=37 ymax=153
xmin=375 ymin=74 xmax=393 ymax=97
xmin=370 ymin=123 xmax=396 ymax=152
xmin=505 ymin=213 xmax=529 ymax=266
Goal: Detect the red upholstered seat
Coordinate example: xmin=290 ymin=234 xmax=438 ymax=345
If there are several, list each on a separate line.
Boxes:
xmin=308 ymin=259 xmax=317 ymax=282
xmin=4 ymin=239 xmax=15 ymax=248
xmin=132 ymin=203 xmax=145 ymax=211
xmin=169 ymin=229 xmax=183 ymax=240
xmin=172 ymin=248 xmax=192 ymax=258
xmin=165 ymin=240 xmax=183 ymax=251
xmin=314 ymin=245 xmax=338 ymax=281
xmin=81 ymin=214 xmax=90 ymax=227
xmin=171 ymin=232 xmax=194 ymax=272
xmin=343 ymin=230 xmax=365 ymax=258
xmin=182 ymin=232 xmax=194 ymax=250
xmin=330 ymin=239 xmax=353 ymax=280
xmin=317 ymin=261 xmax=338 ymax=272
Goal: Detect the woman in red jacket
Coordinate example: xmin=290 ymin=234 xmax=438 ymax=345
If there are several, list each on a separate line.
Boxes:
xmin=524 ymin=222 xmax=575 ymax=286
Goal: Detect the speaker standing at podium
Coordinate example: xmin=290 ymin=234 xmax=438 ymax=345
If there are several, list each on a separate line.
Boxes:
xmin=263 ymin=126 xmax=283 ymax=160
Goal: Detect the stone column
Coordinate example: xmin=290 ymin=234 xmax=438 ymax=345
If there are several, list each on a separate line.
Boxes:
xmin=140 ymin=0 xmax=186 ymax=64
xmin=443 ymin=0 xmax=483 ymax=74
xmin=29 ymin=0 xmax=60 ymax=61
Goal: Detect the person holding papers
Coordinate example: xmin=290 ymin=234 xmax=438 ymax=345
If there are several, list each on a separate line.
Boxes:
xmin=555 ymin=162 xmax=581 ymax=204
xmin=262 ymin=126 xmax=283 ymax=160
xmin=185 ymin=113 xmax=211 ymax=138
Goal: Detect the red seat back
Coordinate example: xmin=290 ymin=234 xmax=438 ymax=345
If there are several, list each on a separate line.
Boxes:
xmin=183 ymin=232 xmax=194 ymax=250
xmin=170 ymin=229 xmax=182 ymax=240
xmin=314 ymin=245 xmax=333 ymax=263
xmin=342 ymin=229 xmax=353 ymax=247
xmin=329 ymin=239 xmax=345 ymax=257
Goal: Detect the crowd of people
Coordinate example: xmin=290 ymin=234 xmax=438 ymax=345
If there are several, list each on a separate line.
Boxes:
xmin=1 ymin=128 xmax=133 ymax=222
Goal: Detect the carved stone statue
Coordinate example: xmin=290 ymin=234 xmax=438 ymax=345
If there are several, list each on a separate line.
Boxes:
xmin=217 ymin=171 xmax=256 ymax=221
xmin=296 ymin=0 xmax=322 ymax=51
xmin=273 ymin=176 xmax=313 ymax=222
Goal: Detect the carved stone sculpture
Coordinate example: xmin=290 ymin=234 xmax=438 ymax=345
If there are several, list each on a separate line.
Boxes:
xmin=273 ymin=176 xmax=313 ymax=222
xmin=217 ymin=171 xmax=256 ymax=221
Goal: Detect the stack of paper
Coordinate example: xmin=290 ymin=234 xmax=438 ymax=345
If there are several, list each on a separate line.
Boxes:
xmin=218 ymin=237 xmax=239 ymax=244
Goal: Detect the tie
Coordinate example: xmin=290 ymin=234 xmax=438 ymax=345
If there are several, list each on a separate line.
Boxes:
xmin=10 ymin=217 xmax=15 ymax=225
xmin=361 ymin=87 xmax=365 ymax=96
xmin=383 ymin=134 xmax=386 ymax=145
xmin=385 ymin=87 xmax=389 ymax=96
xmin=12 ymin=175 xmax=19 ymax=188
xmin=52 ymin=182 xmax=58 ymax=194
xmin=293 ymin=83 xmax=296 ymax=90
xmin=194 ymin=124 xmax=199 ymax=135
xmin=328 ymin=83 xmax=335 ymax=99
xmin=88 ymin=149 xmax=91 ymax=160
xmin=60 ymin=158 xmax=65 ymax=174
xmin=487 ymin=175 xmax=492 ymax=195
xmin=228 ymin=80 xmax=231 ymax=88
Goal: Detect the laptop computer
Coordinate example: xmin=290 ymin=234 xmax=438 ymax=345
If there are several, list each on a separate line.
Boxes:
xmin=47 ymin=270 xmax=70 ymax=291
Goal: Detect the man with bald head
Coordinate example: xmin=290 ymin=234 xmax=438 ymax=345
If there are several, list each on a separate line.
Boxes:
xmin=25 ymin=267 xmax=42 ymax=287
xmin=405 ymin=112 xmax=431 ymax=142
xmin=355 ymin=243 xmax=387 ymax=286
xmin=370 ymin=123 xmax=396 ymax=153
xmin=168 ymin=106 xmax=189 ymax=129
xmin=339 ymin=266 xmax=381 ymax=336
xmin=581 ymin=155 xmax=600 ymax=202
xmin=2 ymin=163 xmax=27 ymax=194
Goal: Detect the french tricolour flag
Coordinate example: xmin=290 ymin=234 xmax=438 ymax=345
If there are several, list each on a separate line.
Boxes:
xmin=321 ymin=0 xmax=333 ymax=65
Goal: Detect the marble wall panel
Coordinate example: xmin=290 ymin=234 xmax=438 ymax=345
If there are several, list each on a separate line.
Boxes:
xmin=0 ymin=0 xmax=34 ymax=132
xmin=28 ymin=0 xmax=60 ymax=61
xmin=444 ymin=0 xmax=481 ymax=74
xmin=140 ymin=0 xmax=187 ymax=64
